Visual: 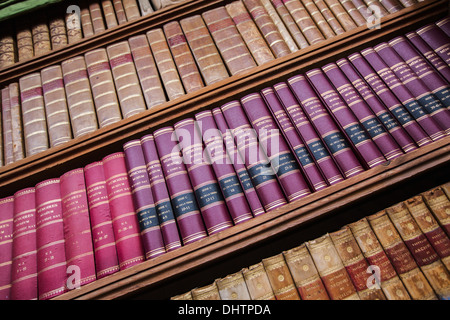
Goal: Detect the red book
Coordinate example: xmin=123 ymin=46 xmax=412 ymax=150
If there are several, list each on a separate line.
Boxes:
xmin=103 ymin=152 xmax=145 ymax=269
xmin=0 ymin=196 xmax=14 ymax=300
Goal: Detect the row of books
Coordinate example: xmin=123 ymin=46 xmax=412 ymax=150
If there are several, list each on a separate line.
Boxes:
xmin=0 ymin=0 xmax=185 ymax=68
xmin=0 ymin=16 xmax=449 ymax=300
xmin=171 ymin=182 xmax=450 ymax=300
xmin=0 ymin=0 xmax=428 ymax=166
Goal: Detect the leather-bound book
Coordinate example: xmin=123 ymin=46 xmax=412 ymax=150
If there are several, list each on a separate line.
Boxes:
xmin=146 ymin=28 xmax=185 ymax=101
xmin=323 ymin=0 xmax=357 ymax=31
xmin=368 ymin=210 xmax=437 ymax=300
xmin=283 ymin=243 xmax=330 ymax=300
xmin=49 ymin=15 xmax=68 ymax=50
xmin=379 ymin=0 xmax=403 ymax=13
xmin=443 ymin=182 xmax=450 ymax=199
xmin=153 ymin=126 xmax=207 ymax=244
xmin=107 ymin=41 xmax=147 ymax=118
xmin=138 ymin=0 xmax=154 ymax=15
xmin=330 ymin=226 xmax=386 ymax=300
xmin=11 ymin=188 xmax=38 ymax=300
xmin=171 ymin=291 xmax=193 ymax=300
xmin=103 ymin=152 xmax=146 ymax=269
xmin=61 ymin=169 xmax=97 ymax=288
xmin=35 ymin=179 xmax=67 ymax=300
xmin=180 ymin=15 xmax=229 ymax=86
xmin=128 ymin=34 xmax=166 ymax=108
xmin=89 ymin=1 xmax=106 ymax=34
xmin=192 ymin=282 xmax=221 ymax=300
xmin=301 ymin=0 xmax=336 ymax=39
xmin=362 ymin=0 xmax=389 ymax=17
xmin=416 ymin=23 xmax=450 ymax=65
xmin=422 ymin=187 xmax=450 ymax=237
xmin=217 ymin=271 xmax=252 ymax=300
xmin=1 ymin=87 xmax=13 ymax=165
xmin=312 ymin=0 xmax=345 ymax=35
xmin=84 ymin=161 xmax=120 ymax=279
xmin=0 ymin=196 xmax=14 ymax=300
xmin=140 ymin=134 xmax=182 ymax=252
xmin=163 ymin=21 xmax=204 ymax=94
xmin=151 ymin=0 xmax=185 ymax=10
xmin=349 ymin=217 xmax=411 ymax=300
xmin=113 ymin=0 xmax=128 ymax=24
xmin=350 ymin=0 xmax=372 ymax=21
xmin=61 ymin=56 xmax=99 ymax=138
xmin=174 ymin=119 xmax=233 ymax=235
xmin=85 ymin=48 xmax=123 ymax=128
xmin=19 ymin=73 xmax=49 ymax=157
xmin=242 ymin=262 xmax=276 ymax=300
xmin=0 ymin=25 xmax=15 ymax=68
xmin=338 ymin=0 xmax=367 ymax=26
xmin=307 ymin=233 xmax=360 ymax=300
xmin=41 ymin=65 xmax=72 ymax=148
xmin=123 ymin=140 xmax=166 ymax=259
xmin=8 ymin=83 xmax=24 ymax=162
xmin=15 ymin=21 xmax=34 ymax=61
xmin=203 ymin=7 xmax=257 ymax=76
xmin=262 ymin=253 xmax=301 ymax=300
xmin=65 ymin=7 xmax=83 ymax=44
xmin=225 ymin=0 xmax=276 ymax=66
xmin=123 ymin=0 xmax=142 ymax=21
xmin=436 ymin=17 xmax=450 ymax=37
xmin=80 ymin=1 xmax=95 ymax=38
xmin=102 ymin=0 xmax=119 ymax=29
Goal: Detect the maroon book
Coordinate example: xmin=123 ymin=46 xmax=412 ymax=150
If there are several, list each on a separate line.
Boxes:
xmin=0 ymin=196 xmax=14 ymax=300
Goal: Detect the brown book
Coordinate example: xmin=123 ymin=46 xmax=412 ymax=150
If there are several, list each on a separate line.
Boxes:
xmin=350 ymin=0 xmax=372 ymax=21
xmin=191 ymin=282 xmax=221 ymax=300
xmin=422 ymin=187 xmax=450 ymax=237
xmin=85 ymin=48 xmax=123 ymax=128
xmin=113 ymin=0 xmax=129 ymax=24
xmin=31 ymin=15 xmax=52 ymax=56
xmin=61 ymin=56 xmax=99 ymax=138
xmin=379 ymin=0 xmax=403 ymax=13
xmin=398 ymin=0 xmax=416 ymax=7
xmin=339 ymin=0 xmax=367 ymax=26
xmin=138 ymin=0 xmax=154 ymax=15
xmin=40 ymin=65 xmax=73 ymax=148
xmin=330 ymin=226 xmax=386 ymax=300
xmin=171 ymin=291 xmax=193 ymax=300
xmin=301 ymin=0 xmax=336 ymax=39
xmin=151 ymin=0 xmax=184 ymax=10
xmin=368 ymin=210 xmax=438 ymax=300
xmin=66 ymin=7 xmax=83 ymax=44
xmin=307 ymin=233 xmax=360 ymax=300
xmin=283 ymin=243 xmax=330 ymax=300
xmin=0 ymin=25 xmax=15 ymax=69
xmin=283 ymin=0 xmax=326 ymax=45
xmin=128 ymin=34 xmax=167 ymax=108
xmin=1 ymin=87 xmax=14 ymax=165
xmin=362 ymin=0 xmax=389 ymax=17
xmin=262 ymin=253 xmax=301 ymax=300
xmin=106 ymin=41 xmax=147 ymax=118
xmin=80 ymin=1 xmax=95 ymax=38
xmin=242 ymin=262 xmax=276 ymax=300
xmin=225 ymin=1 xmax=275 ymax=66
xmin=19 ymin=73 xmax=49 ymax=157
xmin=123 ymin=0 xmax=142 ymax=21
xmin=202 ymin=7 xmax=257 ymax=76
xmin=442 ymin=182 xmax=450 ymax=199
xmin=146 ymin=28 xmax=185 ymax=100
xmin=8 ymin=83 xmax=24 ymax=162
xmin=90 ymin=1 xmax=107 ymax=34
xmin=323 ymin=0 xmax=357 ymax=32
xmin=163 ymin=21 xmax=204 ymax=94
xmin=216 ymin=270 xmax=251 ymax=300
xmin=180 ymin=15 xmax=229 ymax=86
xmin=313 ymin=0 xmax=345 ymax=35
xmin=49 ymin=16 xmax=68 ymax=51
xmin=102 ymin=0 xmax=119 ymax=29
xmin=15 ymin=20 xmax=34 ymax=62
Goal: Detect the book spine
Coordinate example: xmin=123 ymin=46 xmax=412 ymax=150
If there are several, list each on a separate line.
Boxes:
xmin=8 ymin=83 xmax=24 ymax=162
xmin=128 ymin=34 xmax=167 ymax=108
xmin=40 ymin=65 xmax=72 ymax=148
xmin=60 ymin=168 xmax=97 ymax=288
xmin=1 ymin=87 xmax=13 ymax=165
xmin=312 ymin=0 xmax=346 ymax=35
xmin=49 ymin=16 xmax=68 ymax=50
xmin=84 ymin=161 xmax=120 ymax=279
xmin=363 ymin=0 xmax=389 ymax=17
xmin=102 ymin=0 xmax=119 ymax=29
xmin=153 ymin=126 xmax=207 ymax=244
xmin=242 ymin=262 xmax=276 ymax=300
xmin=192 ymin=282 xmax=222 ymax=300
xmin=225 ymin=1 xmax=276 ymax=66
xmin=80 ymin=2 xmax=95 ymax=38
xmin=102 ymin=152 xmax=146 ymax=269
xmin=323 ymin=0 xmax=357 ymax=31
xmin=217 ymin=271 xmax=252 ymax=300
xmin=241 ymin=92 xmax=311 ymax=202
xmin=65 ymin=8 xmax=83 ymax=44
xmin=31 ymin=17 xmax=52 ymax=56
xmin=35 ymin=179 xmax=67 ymax=300
xmin=262 ymin=253 xmax=301 ymax=300
xmin=89 ymin=1 xmax=106 ymax=34
xmin=123 ymin=0 xmax=142 ymax=21
xmin=85 ymin=48 xmax=123 ymax=128
xmin=138 ymin=0 xmax=154 ymax=15
xmin=151 ymin=0 xmax=184 ymax=10
xmin=140 ymin=134 xmax=182 ymax=252
xmin=19 ymin=73 xmax=49 ymax=157
xmin=221 ymin=100 xmax=287 ymax=212
xmin=422 ymin=187 xmax=450 ymax=237
xmin=146 ymin=28 xmax=185 ymax=101
xmin=113 ymin=0 xmax=129 ymax=24
xmin=350 ymin=0 xmax=372 ymax=21
xmin=301 ymin=0 xmax=336 ymax=39
xmin=123 ymin=140 xmax=166 ymax=259
xmin=61 ymin=56 xmax=99 ymax=138
xmin=0 ymin=97 xmax=2 ymax=167
xmin=416 ymin=23 xmax=450 ymax=66
xmin=378 ymin=0 xmax=403 ymax=13
xmin=339 ymin=0 xmax=367 ymax=26
xmin=171 ymin=291 xmax=193 ymax=300
xmin=195 ymin=110 xmax=254 ymax=225
xmin=180 ymin=15 xmax=229 ymax=86
xmin=15 ymin=21 xmax=34 ymax=61
xmin=163 ymin=21 xmax=204 ymax=94
xmin=436 ymin=17 xmax=450 ymax=37
xmin=0 ymin=26 xmax=15 ymax=68
xmin=0 ymin=196 xmax=14 ymax=300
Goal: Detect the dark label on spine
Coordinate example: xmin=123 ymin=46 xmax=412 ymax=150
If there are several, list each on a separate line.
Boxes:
xmin=361 ymin=118 xmax=387 ymax=138
xmin=219 ymin=175 xmax=244 ymax=200
xmin=307 ymin=140 xmax=331 ymax=161
xmin=237 ymin=169 xmax=254 ymax=191
xmin=433 ymin=88 xmax=450 ymax=108
xmin=271 ymin=152 xmax=300 ymax=177
xmin=138 ymin=206 xmax=159 ymax=231
xmin=322 ymin=132 xmax=350 ymax=154
xmin=391 ymin=106 xmax=414 ymax=126
xmin=155 ymin=201 xmax=176 ymax=224
xmin=378 ymin=111 xmax=400 ymax=131
xmin=195 ymin=183 xmax=224 ymax=209
xmin=247 ymin=163 xmax=277 ymax=187
xmin=294 ymin=146 xmax=314 ymax=167
xmin=417 ymin=94 xmax=446 ymax=115
xmin=403 ymin=100 xmax=427 ymax=120
xmin=172 ymin=192 xmax=199 ymax=218
xmin=344 ymin=123 xmax=371 ymax=146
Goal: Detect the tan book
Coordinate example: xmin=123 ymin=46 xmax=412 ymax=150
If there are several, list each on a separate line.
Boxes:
xmin=323 ymin=0 xmax=357 ymax=31
xmin=123 ymin=0 xmax=142 ymax=21
xmin=0 ymin=25 xmax=16 ymax=68
xmin=339 ymin=0 xmax=367 ymax=26
xmin=138 ymin=0 xmax=155 ymax=15
xmin=66 ymin=7 xmax=83 ymax=44
xmin=225 ymin=1 xmax=275 ymax=66
xmin=262 ymin=253 xmax=301 ymax=300
xmin=313 ymin=0 xmax=345 ymax=35
xmin=202 ymin=7 xmax=257 ymax=76
xmin=180 ymin=15 xmax=229 ymax=86
xmin=113 ymin=0 xmax=129 ymax=24
xmin=19 ymin=73 xmax=49 ymax=157
xmin=307 ymin=233 xmax=360 ymax=300
xmin=163 ymin=21 xmax=204 ymax=94
xmin=85 ymin=48 xmax=123 ymax=128
xmin=146 ymin=28 xmax=185 ymax=100
xmin=283 ymin=243 xmax=330 ymax=300
xmin=191 ymin=282 xmax=221 ymax=300
xmin=442 ymin=182 xmax=450 ymax=199
xmin=40 ymin=65 xmax=73 ymax=148
xmin=362 ymin=0 xmax=389 ymax=17
xmin=368 ymin=210 xmax=438 ymax=300
xmin=49 ymin=16 xmax=68 ymax=50
xmin=151 ymin=0 xmax=184 ymax=10
xmin=128 ymin=34 xmax=166 ymax=108
xmin=90 ymin=1 xmax=107 ymax=34
xmin=422 ymin=187 xmax=450 ymax=237
xmin=216 ymin=270 xmax=251 ymax=300
xmin=171 ymin=291 xmax=193 ymax=300
xmin=80 ymin=2 xmax=95 ymax=38
xmin=8 ymin=83 xmax=24 ymax=162
xmin=242 ymin=262 xmax=276 ymax=300
xmin=106 ymin=41 xmax=147 ymax=118
xmin=15 ymin=21 xmax=34 ymax=62
xmin=32 ymin=16 xmax=52 ymax=56
xmin=61 ymin=56 xmax=99 ymax=138
xmin=102 ymin=0 xmax=119 ymax=29
xmin=1 ymin=87 xmax=14 ymax=165
xmin=301 ymin=0 xmax=336 ymax=39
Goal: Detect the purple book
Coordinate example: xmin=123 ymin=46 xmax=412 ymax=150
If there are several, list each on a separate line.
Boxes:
xmin=360 ymin=48 xmax=445 ymax=142
xmin=416 ymin=23 xmax=450 ymax=66
xmin=153 ymin=126 xmax=207 ymax=244
xmin=436 ymin=17 xmax=450 ymax=37
xmin=140 ymin=134 xmax=182 ymax=252
xmin=273 ymin=82 xmax=344 ymax=186
xmin=337 ymin=57 xmax=418 ymax=154
xmin=261 ymin=87 xmax=328 ymax=192
xmin=221 ymin=100 xmax=287 ymax=212
xmin=123 ymin=139 xmax=166 ymax=260
xmin=322 ymin=62 xmax=404 ymax=161
xmin=0 ymin=196 xmax=14 ymax=300
xmin=174 ymin=118 xmax=233 ymax=235
xmin=240 ymin=92 xmax=311 ymax=202
xmin=212 ymin=108 xmax=266 ymax=217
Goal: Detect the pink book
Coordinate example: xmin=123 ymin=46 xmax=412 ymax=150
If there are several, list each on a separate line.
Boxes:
xmin=84 ymin=161 xmax=120 ymax=279
xmin=103 ymin=152 xmax=145 ymax=270
xmin=0 ymin=196 xmax=14 ymax=300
